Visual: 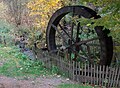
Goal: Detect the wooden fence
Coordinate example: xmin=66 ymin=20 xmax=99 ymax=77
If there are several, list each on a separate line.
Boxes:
xmin=35 ymin=50 xmax=120 ymax=88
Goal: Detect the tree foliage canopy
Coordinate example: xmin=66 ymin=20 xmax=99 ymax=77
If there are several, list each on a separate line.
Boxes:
xmin=27 ymin=0 xmax=67 ymax=31
xmin=78 ymin=0 xmax=120 ymax=42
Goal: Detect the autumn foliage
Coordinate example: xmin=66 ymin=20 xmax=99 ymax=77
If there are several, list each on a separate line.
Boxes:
xmin=27 ymin=0 xmax=65 ymax=31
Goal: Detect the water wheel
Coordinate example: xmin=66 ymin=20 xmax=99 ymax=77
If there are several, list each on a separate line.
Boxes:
xmin=46 ymin=6 xmax=113 ymax=66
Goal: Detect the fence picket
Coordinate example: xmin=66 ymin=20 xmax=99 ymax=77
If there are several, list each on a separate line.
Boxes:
xmin=104 ymin=66 xmax=108 ymax=87
xmin=113 ymin=67 xmax=118 ymax=87
xmin=96 ymin=65 xmax=99 ymax=85
xmin=87 ymin=63 xmax=89 ymax=83
xmin=68 ymin=60 xmax=70 ymax=78
xmin=102 ymin=65 xmax=105 ymax=86
xmin=85 ymin=63 xmax=87 ymax=83
xmin=90 ymin=64 xmax=93 ymax=85
xmin=93 ymin=64 xmax=96 ymax=85
xmin=70 ymin=61 xmax=72 ymax=79
xmin=110 ymin=67 xmax=115 ymax=87
xmin=116 ymin=67 xmax=120 ymax=87
xmin=82 ymin=63 xmax=84 ymax=83
xmin=73 ymin=61 xmax=75 ymax=81
xmin=76 ymin=62 xmax=79 ymax=82
xmin=78 ymin=62 xmax=80 ymax=83
xmin=99 ymin=65 xmax=102 ymax=86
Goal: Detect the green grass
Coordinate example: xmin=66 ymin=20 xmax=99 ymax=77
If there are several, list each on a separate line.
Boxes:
xmin=0 ymin=44 xmax=53 ymax=78
xmin=57 ymin=84 xmax=94 ymax=88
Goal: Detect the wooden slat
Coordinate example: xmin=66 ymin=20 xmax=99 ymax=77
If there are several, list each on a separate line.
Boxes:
xmin=90 ymin=64 xmax=93 ymax=85
xmin=96 ymin=65 xmax=99 ymax=85
xmin=104 ymin=66 xmax=108 ymax=87
xmin=102 ymin=65 xmax=105 ymax=86
xmin=116 ymin=67 xmax=120 ymax=87
xmin=87 ymin=63 xmax=89 ymax=83
xmin=72 ymin=61 xmax=75 ymax=81
xmin=110 ymin=67 xmax=115 ymax=87
xmin=78 ymin=62 xmax=81 ymax=83
xmin=93 ymin=64 xmax=96 ymax=85
xmin=85 ymin=63 xmax=87 ymax=83
xmin=99 ymin=65 xmax=102 ymax=86
xmin=76 ymin=62 xmax=79 ymax=82
xmin=112 ymin=67 xmax=117 ymax=87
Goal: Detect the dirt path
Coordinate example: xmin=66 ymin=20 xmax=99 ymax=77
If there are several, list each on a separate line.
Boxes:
xmin=0 ymin=75 xmax=74 ymax=88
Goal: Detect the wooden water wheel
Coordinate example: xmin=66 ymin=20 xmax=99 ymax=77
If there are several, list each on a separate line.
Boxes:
xmin=46 ymin=6 xmax=113 ymax=66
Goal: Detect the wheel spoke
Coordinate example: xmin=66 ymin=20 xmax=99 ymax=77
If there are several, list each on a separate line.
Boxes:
xmin=76 ymin=15 xmax=81 ymax=42
xmin=75 ymin=16 xmax=81 ymax=53
xmin=76 ymin=37 xmax=99 ymax=45
xmin=65 ymin=37 xmax=99 ymax=49
xmin=52 ymin=24 xmax=68 ymax=45
xmin=59 ymin=24 xmax=75 ymax=43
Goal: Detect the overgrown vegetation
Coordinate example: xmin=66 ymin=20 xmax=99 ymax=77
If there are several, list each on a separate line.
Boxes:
xmin=0 ymin=20 xmax=15 ymax=45
xmin=0 ymin=44 xmax=57 ymax=78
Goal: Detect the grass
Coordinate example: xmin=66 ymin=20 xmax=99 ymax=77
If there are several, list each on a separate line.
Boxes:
xmin=0 ymin=44 xmax=53 ymax=78
xmin=57 ymin=84 xmax=94 ymax=88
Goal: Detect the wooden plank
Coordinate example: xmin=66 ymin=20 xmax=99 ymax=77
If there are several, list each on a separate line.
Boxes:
xmin=81 ymin=63 xmax=84 ymax=83
xmin=90 ymin=64 xmax=93 ymax=85
xmin=99 ymin=65 xmax=102 ymax=86
xmin=68 ymin=60 xmax=70 ymax=78
xmin=69 ymin=61 xmax=73 ymax=79
xmin=76 ymin=62 xmax=79 ymax=82
xmin=110 ymin=67 xmax=116 ymax=87
xmin=93 ymin=64 xmax=96 ymax=85
xmin=113 ymin=67 xmax=118 ymax=87
xmin=84 ymin=63 xmax=87 ymax=84
xmin=78 ymin=62 xmax=81 ymax=83
xmin=72 ymin=61 xmax=75 ymax=81
xmin=104 ymin=66 xmax=108 ymax=87
xmin=101 ymin=65 xmax=105 ymax=86
xmin=70 ymin=61 xmax=73 ymax=79
xmin=96 ymin=65 xmax=99 ymax=85
xmin=62 ymin=58 xmax=64 ymax=72
xmin=60 ymin=56 xmax=62 ymax=72
xmin=87 ymin=63 xmax=89 ymax=83
xmin=116 ymin=67 xmax=120 ymax=87
xmin=107 ymin=67 xmax=112 ymax=87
